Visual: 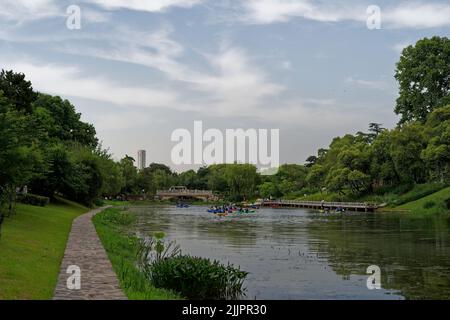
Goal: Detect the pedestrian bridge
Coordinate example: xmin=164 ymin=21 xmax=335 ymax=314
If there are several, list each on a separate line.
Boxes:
xmin=156 ymin=186 xmax=215 ymax=201
xmin=258 ymin=199 xmax=379 ymax=212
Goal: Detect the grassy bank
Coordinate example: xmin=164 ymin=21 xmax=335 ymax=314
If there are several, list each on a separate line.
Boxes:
xmin=396 ymin=186 xmax=450 ymax=215
xmin=0 ymin=198 xmax=88 ymax=299
xmin=93 ymin=207 xmax=181 ymax=300
xmin=291 ymin=183 xmax=448 ymax=205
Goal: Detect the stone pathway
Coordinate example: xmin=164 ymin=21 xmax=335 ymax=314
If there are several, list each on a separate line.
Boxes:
xmin=53 ymin=206 xmax=127 ymax=300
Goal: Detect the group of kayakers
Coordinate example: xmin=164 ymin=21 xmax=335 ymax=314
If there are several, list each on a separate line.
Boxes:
xmin=207 ymin=204 xmax=256 ymax=215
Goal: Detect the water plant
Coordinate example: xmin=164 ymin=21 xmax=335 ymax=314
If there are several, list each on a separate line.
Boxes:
xmin=148 ymin=255 xmax=248 ymax=300
xmin=137 ymin=232 xmax=248 ymax=300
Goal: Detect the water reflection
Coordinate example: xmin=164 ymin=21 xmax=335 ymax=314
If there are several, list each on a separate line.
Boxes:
xmin=307 ymin=213 xmax=450 ymax=299
xmin=128 ymin=206 xmax=450 ymax=300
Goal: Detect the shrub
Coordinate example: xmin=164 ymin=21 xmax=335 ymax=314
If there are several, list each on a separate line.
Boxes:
xmin=445 ymin=198 xmax=450 ymax=210
xmin=147 ymin=255 xmax=248 ymax=300
xmin=17 ymin=193 xmax=50 ymax=207
xmin=94 ymin=198 xmax=104 ymax=207
xmin=423 ymin=201 xmax=436 ymax=209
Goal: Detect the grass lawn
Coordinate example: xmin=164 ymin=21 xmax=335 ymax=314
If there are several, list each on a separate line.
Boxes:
xmin=0 ymin=198 xmax=88 ymax=299
xmin=93 ymin=208 xmax=181 ymax=300
xmin=397 ymin=186 xmax=450 ymax=215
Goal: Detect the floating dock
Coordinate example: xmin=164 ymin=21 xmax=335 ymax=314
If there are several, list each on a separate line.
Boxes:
xmin=259 ymin=200 xmax=378 ymax=212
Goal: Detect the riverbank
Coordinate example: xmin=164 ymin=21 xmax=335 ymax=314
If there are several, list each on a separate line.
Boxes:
xmin=0 ymin=198 xmax=88 ymax=299
xmin=286 ymin=183 xmax=449 ymax=215
xmin=395 ymin=186 xmax=450 ymax=215
xmin=92 ymin=207 xmax=182 ymax=300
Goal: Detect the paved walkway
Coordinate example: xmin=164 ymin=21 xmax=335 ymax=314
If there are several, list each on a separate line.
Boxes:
xmin=53 ymin=206 xmax=127 ymax=300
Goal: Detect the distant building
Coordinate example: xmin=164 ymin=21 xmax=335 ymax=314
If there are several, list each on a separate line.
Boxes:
xmin=137 ymin=150 xmax=146 ymax=170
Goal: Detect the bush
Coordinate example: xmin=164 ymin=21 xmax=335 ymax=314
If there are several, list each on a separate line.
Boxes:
xmin=17 ymin=193 xmax=50 ymax=207
xmin=147 ymin=255 xmax=248 ymax=300
xmin=445 ymin=198 xmax=450 ymax=210
xmin=423 ymin=201 xmax=436 ymax=209
xmin=94 ymin=198 xmax=104 ymax=207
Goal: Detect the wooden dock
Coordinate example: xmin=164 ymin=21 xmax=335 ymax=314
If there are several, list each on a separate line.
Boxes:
xmin=259 ymin=200 xmax=378 ymax=212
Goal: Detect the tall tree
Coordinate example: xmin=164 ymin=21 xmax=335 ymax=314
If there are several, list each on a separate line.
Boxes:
xmin=32 ymin=94 xmax=98 ymax=147
xmin=0 ymin=70 xmax=37 ymax=113
xmin=395 ymin=37 xmax=450 ymax=124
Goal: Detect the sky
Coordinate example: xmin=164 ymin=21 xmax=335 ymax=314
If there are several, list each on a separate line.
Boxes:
xmin=0 ymin=0 xmax=449 ymax=172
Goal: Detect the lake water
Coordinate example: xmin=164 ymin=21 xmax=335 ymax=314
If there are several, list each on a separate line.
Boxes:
xmin=128 ymin=206 xmax=450 ymax=300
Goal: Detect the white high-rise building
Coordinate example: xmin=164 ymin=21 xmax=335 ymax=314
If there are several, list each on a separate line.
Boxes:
xmin=137 ymin=150 xmax=146 ymax=170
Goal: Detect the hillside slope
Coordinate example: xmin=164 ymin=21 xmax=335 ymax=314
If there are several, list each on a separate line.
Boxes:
xmin=398 ymin=187 xmax=450 ymax=215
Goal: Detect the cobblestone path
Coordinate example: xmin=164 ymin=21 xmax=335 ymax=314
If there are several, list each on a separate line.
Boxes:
xmin=53 ymin=206 xmax=127 ymax=300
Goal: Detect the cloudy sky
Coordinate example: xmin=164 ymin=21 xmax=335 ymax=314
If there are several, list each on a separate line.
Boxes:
xmin=1 ymin=0 xmax=449 ymax=171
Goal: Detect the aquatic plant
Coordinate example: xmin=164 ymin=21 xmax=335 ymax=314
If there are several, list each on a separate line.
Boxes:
xmin=147 ymin=255 xmax=248 ymax=300
xmin=137 ymin=231 xmax=248 ymax=299
xmin=137 ymin=231 xmax=181 ymax=267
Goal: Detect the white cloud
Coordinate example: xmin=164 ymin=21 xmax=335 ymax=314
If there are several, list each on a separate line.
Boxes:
xmin=4 ymin=60 xmax=178 ymax=108
xmin=240 ymin=0 xmax=450 ymax=29
xmin=86 ymin=0 xmax=203 ymax=12
xmin=345 ymin=76 xmax=390 ymax=91
xmin=241 ymin=0 xmax=365 ymax=24
xmin=57 ymin=26 xmax=284 ymax=117
xmin=383 ymin=3 xmax=450 ymax=28
xmin=0 ymin=0 xmax=60 ymax=23
xmin=0 ymin=0 xmax=200 ymax=25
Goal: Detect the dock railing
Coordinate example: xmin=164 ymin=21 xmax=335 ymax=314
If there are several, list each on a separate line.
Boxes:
xmin=260 ymin=199 xmax=378 ymax=210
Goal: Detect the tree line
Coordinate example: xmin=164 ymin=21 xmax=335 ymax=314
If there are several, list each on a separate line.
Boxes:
xmin=0 ymin=36 xmax=448 ymax=232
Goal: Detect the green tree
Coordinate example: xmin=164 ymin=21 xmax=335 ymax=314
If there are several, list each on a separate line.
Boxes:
xmin=0 ymin=70 xmax=37 ymax=113
xmin=421 ymin=105 xmax=450 ymax=183
xmin=259 ymin=182 xmax=278 ymax=199
xmin=305 ymin=155 xmax=318 ymax=168
xmin=32 ymin=94 xmax=97 ymax=147
xmin=178 ymin=170 xmax=199 ymax=189
xmin=224 ymin=164 xmax=259 ymax=201
xmin=369 ymin=131 xmax=399 ymax=186
xmin=390 ymin=123 xmax=428 ymax=183
xmin=119 ymin=156 xmax=138 ymax=194
xmin=395 ymin=36 xmax=450 ymax=124
xmin=95 ymin=146 xmax=124 ymax=197
xmin=0 ymin=91 xmax=43 ymax=212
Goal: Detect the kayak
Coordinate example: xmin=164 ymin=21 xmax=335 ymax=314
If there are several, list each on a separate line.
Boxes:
xmin=236 ymin=210 xmax=256 ymax=214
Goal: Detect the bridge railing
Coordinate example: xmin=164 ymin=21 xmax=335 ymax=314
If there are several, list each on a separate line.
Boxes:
xmin=261 ymin=200 xmax=378 ymax=208
xmin=156 ymin=189 xmax=214 ymax=195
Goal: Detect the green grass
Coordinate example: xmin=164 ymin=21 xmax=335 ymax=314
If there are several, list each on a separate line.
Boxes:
xmin=0 ymin=198 xmax=88 ymax=299
xmin=397 ymin=186 xmax=450 ymax=215
xmin=290 ymin=183 xmax=448 ymax=206
xmin=93 ymin=208 xmax=182 ymax=300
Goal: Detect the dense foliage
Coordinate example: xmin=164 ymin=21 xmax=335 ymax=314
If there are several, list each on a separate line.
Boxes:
xmin=395 ymin=36 xmax=449 ymax=124
xmin=148 ymin=255 xmax=248 ymax=300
